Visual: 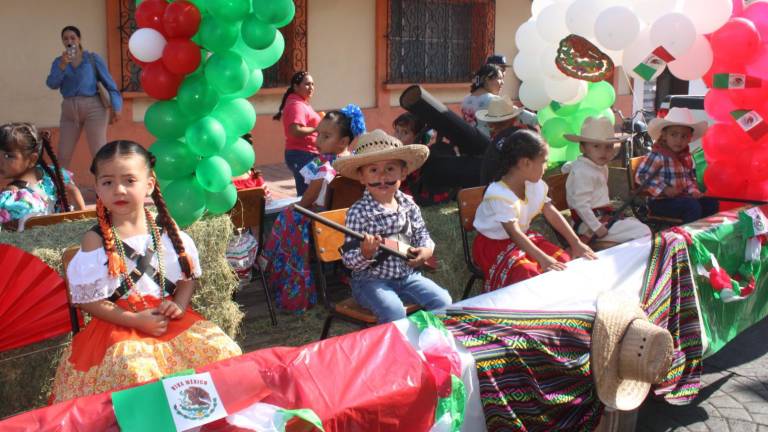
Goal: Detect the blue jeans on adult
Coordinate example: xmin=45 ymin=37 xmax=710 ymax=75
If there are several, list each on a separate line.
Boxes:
xmin=351 ymin=272 xmax=453 ymax=323
xmin=649 ymin=196 xmax=719 ymax=224
xmin=285 ymin=149 xmax=319 ymax=196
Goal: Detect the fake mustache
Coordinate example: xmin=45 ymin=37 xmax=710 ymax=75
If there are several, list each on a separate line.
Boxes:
xmin=367 ymin=181 xmax=398 ymax=187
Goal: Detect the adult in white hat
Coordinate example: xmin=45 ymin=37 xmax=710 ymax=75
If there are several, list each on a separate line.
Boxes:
xmin=635 ymin=107 xmax=718 ymax=224
xmin=333 ymin=130 xmax=452 ymax=323
xmin=562 ymin=117 xmax=651 ymax=246
xmin=592 ymin=292 xmax=674 ymax=411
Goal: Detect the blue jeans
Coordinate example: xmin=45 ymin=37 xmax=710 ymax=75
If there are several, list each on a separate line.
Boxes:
xmin=649 ymin=197 xmax=719 ymax=224
xmin=351 ymin=272 xmax=453 ymax=323
xmin=284 ymin=149 xmax=318 ymax=196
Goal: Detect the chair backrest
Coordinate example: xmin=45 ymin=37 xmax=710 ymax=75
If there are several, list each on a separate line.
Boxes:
xmin=327 ymin=176 xmax=364 ymax=210
xmin=627 ymin=156 xmax=647 ymax=194
xmin=544 ymin=172 xmax=569 ymax=210
xmin=230 ymin=187 xmax=266 ymax=239
xmin=62 ymin=246 xmax=82 ymax=333
xmin=457 ymin=187 xmax=485 ymax=232
xmin=19 ymin=209 xmax=97 ymax=231
xmin=311 ymin=208 xmax=348 ymax=263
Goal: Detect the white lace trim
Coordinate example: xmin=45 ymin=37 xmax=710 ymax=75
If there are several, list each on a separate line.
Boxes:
xmin=70 ymin=277 xmax=116 ymax=304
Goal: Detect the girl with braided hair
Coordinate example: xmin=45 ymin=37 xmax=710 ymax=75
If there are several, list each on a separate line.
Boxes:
xmin=50 ymin=140 xmax=241 ymax=403
xmin=0 ymin=122 xmax=85 ymax=227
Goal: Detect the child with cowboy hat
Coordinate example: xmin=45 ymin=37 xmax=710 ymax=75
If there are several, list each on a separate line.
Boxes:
xmin=563 ymin=117 xmax=651 ymax=247
xmin=333 ymin=130 xmax=452 ymax=323
xmin=636 ymin=107 xmax=718 ymax=223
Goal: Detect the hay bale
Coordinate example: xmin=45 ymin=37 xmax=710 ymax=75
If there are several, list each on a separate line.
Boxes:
xmin=0 ymin=215 xmax=243 ymax=418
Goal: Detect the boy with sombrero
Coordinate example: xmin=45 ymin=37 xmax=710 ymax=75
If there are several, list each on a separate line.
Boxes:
xmin=563 ymin=117 xmax=651 ymax=246
xmin=636 ymin=107 xmax=718 ymax=223
xmin=332 ymin=130 xmax=452 ymax=323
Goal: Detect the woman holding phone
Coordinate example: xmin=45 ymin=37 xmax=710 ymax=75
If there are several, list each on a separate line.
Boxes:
xmin=46 ymin=25 xmax=122 ymax=168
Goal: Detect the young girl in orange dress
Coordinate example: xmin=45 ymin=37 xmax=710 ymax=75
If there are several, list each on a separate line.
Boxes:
xmin=472 ymin=130 xmax=598 ymax=292
xmin=50 ymin=140 xmax=241 ymax=403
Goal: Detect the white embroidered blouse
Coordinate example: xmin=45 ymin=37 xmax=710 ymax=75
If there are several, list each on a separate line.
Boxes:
xmin=66 ymin=231 xmax=202 ymax=304
xmin=473 ymin=180 xmax=550 ymax=239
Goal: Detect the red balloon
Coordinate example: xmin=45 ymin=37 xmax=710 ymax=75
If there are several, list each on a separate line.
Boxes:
xmin=162 ymin=38 xmax=202 ymax=75
xmin=704 ymin=159 xmax=749 ymax=197
xmin=704 ymin=90 xmax=739 ymax=122
xmin=129 ymin=50 xmax=150 ymax=69
xmin=136 ymin=0 xmax=168 ymax=33
xmin=711 ymin=18 xmax=762 ymax=64
xmin=746 ymin=43 xmax=768 ymax=79
xmin=163 ymin=0 xmax=201 ymax=39
xmin=701 ymin=54 xmax=745 ymax=88
xmin=140 ymin=61 xmax=183 ymax=100
xmin=743 ymin=2 xmax=768 ymax=41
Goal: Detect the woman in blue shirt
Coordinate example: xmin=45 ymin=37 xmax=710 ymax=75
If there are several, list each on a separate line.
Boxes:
xmin=46 ymin=26 xmax=122 ymax=169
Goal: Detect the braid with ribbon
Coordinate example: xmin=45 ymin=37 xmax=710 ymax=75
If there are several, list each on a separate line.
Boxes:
xmin=96 ymin=198 xmax=126 ymax=277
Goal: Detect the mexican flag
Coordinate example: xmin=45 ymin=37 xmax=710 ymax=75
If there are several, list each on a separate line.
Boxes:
xmin=713 ymin=73 xmax=762 ymax=89
xmin=731 ymin=110 xmax=768 ymax=141
xmin=633 ymin=47 xmax=675 ymax=81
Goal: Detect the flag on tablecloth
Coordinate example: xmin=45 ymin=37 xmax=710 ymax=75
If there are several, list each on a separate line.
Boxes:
xmin=713 ymin=73 xmax=762 ymax=89
xmin=633 ymin=47 xmax=675 ymax=81
xmin=731 ymin=110 xmax=768 ymax=141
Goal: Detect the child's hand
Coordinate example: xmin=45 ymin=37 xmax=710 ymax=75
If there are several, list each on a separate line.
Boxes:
xmin=361 ymin=234 xmax=382 ymax=260
xmin=407 ymin=247 xmax=433 ymax=268
xmin=571 ymin=241 xmax=598 ymax=260
xmin=690 ymin=190 xmax=703 ymax=198
xmin=134 ymin=309 xmax=169 ymax=337
xmin=2 ymin=185 xmax=19 ymax=193
xmin=537 ymin=255 xmax=567 ymax=272
xmin=595 ymin=225 xmax=609 ymax=238
xmin=157 ymin=300 xmax=185 ymax=320
xmin=663 ymin=185 xmax=683 ymax=198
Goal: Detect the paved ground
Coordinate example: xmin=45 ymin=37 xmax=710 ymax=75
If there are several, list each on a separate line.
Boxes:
xmin=637 ymin=317 xmax=768 ymax=431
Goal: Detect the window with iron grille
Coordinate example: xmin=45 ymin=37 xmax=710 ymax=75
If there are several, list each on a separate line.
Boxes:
xmin=387 ymin=0 xmax=495 ymax=84
xmin=112 ymin=0 xmax=307 ymax=93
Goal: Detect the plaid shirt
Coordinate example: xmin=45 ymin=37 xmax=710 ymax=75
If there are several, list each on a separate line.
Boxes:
xmin=342 ymin=190 xmax=435 ymax=279
xmin=635 ymin=150 xmax=699 ymax=198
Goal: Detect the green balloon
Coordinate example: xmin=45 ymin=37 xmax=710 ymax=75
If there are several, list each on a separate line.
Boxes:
xmin=226 ymin=68 xmax=264 ymax=100
xmin=163 ymin=176 xmax=207 ymax=227
xmin=693 ymin=148 xmax=707 ymax=191
xmin=205 ymin=50 xmax=249 ymax=95
xmin=568 ymin=108 xmax=601 ymax=133
xmin=220 ymin=137 xmax=255 ymax=176
xmin=551 ymin=100 xmax=582 ymax=117
xmin=599 ymin=107 xmax=616 ymax=125
xmin=212 ymin=98 xmax=256 ymax=139
xmin=186 ymin=116 xmax=227 ymax=157
xmin=565 ymin=142 xmax=582 ymax=161
xmin=177 ymin=74 xmax=221 ymax=119
xmin=196 ymin=156 xmax=233 ymax=193
xmin=252 ymin=0 xmax=294 ymax=25
xmin=241 ymin=13 xmax=277 ymax=50
xmin=206 ymin=183 xmax=238 ymax=215
xmin=233 ymin=30 xmax=284 ymax=70
xmin=272 ymin=0 xmax=295 ymax=28
xmin=581 ymin=81 xmax=616 ymax=111
xmin=145 ymin=101 xmax=190 ymax=140
xmin=149 ymin=139 xmax=200 ymax=180
xmin=537 ymin=106 xmax=557 ymax=127
xmin=199 ymin=15 xmax=239 ymax=53
xmin=548 ymin=146 xmax=568 ymax=166
xmin=542 ymin=117 xmax=575 ymax=149
xmin=207 ymin=0 xmax=250 ymax=22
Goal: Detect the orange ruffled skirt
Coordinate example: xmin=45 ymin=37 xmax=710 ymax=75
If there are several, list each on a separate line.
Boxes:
xmin=50 ymin=297 xmax=241 ymax=404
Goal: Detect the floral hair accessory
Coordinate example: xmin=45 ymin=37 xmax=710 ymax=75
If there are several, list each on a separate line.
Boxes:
xmin=339 ymin=104 xmax=367 ymax=138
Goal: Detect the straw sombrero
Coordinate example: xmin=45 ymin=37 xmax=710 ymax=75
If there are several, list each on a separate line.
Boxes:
xmin=475 ymin=97 xmax=524 ymax=123
xmin=564 ymin=117 xmax=630 ymax=144
xmin=332 ymin=129 xmax=429 ymax=180
xmin=591 ymin=292 xmax=674 ymax=411
xmin=647 ymin=107 xmax=708 ymax=141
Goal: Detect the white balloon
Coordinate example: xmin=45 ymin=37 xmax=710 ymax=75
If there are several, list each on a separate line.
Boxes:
xmin=532 ymin=0 xmax=556 ymax=16
xmin=562 ymin=80 xmax=589 ymax=104
xmin=545 ymin=76 xmax=589 ymax=103
xmin=668 ymin=35 xmax=714 ymax=80
xmin=128 ymin=28 xmax=167 ymax=63
xmin=513 ymin=53 xmax=539 ymax=81
xmin=515 ymin=20 xmax=547 ymax=54
xmin=519 ymin=79 xmax=551 ymax=111
xmin=537 ymin=4 xmax=569 ymax=43
xmin=623 ymin=29 xmax=666 ymax=81
xmin=595 ymin=6 xmax=640 ymax=51
xmin=631 ymin=0 xmax=676 ymax=24
xmin=681 ymin=0 xmax=733 ymax=34
xmin=566 ymin=0 xmax=608 ymax=38
xmin=650 ymin=13 xmax=697 ymax=58
xmin=539 ymin=45 xmax=565 ymax=79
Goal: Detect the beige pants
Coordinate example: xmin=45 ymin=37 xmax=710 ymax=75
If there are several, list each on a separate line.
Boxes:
xmin=59 ymin=96 xmax=108 ymax=168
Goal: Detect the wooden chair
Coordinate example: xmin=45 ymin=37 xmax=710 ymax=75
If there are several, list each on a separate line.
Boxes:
xmin=5 ymin=208 xmax=97 ymax=232
xmin=311 ymin=208 xmax=421 ymax=339
xmin=456 ymin=187 xmax=486 ymax=300
xmin=627 ymin=156 xmax=684 ymax=229
xmin=326 ymin=176 xmax=365 ymax=210
xmin=544 ymin=172 xmax=569 ymax=211
xmin=62 ymin=246 xmax=83 ymax=334
xmin=229 ymin=187 xmax=277 ymax=326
